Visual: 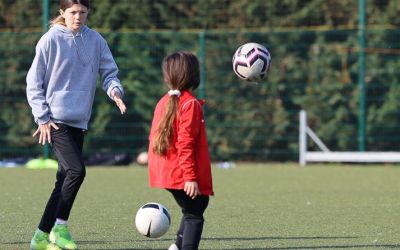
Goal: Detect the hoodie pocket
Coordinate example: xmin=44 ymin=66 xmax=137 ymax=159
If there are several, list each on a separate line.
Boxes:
xmin=49 ymin=90 xmax=92 ymax=122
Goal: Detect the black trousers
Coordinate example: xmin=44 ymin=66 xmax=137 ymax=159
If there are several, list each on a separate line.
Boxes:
xmin=168 ymin=189 xmax=209 ymax=250
xmin=38 ymin=124 xmax=86 ymax=233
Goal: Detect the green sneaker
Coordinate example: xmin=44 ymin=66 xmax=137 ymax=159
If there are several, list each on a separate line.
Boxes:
xmin=49 ymin=224 xmax=77 ymax=250
xmin=30 ymin=230 xmax=49 ymax=250
xmin=47 ymin=243 xmax=62 ymax=250
xmin=30 ymin=230 xmax=61 ymax=250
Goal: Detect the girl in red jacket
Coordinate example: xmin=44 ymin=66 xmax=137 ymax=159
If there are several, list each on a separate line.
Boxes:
xmin=148 ymin=51 xmax=213 ymax=250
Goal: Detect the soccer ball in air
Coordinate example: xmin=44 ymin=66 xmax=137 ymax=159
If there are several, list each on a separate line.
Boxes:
xmin=232 ymin=42 xmax=272 ymax=82
xmin=135 ymin=202 xmax=171 ymax=238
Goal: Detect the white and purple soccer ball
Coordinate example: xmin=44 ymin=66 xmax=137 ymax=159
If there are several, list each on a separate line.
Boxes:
xmin=232 ymin=42 xmax=272 ymax=82
xmin=135 ymin=202 xmax=171 ymax=238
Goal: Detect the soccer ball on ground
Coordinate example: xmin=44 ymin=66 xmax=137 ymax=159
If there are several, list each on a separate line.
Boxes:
xmin=135 ymin=202 xmax=171 ymax=238
xmin=232 ymin=42 xmax=272 ymax=82
xmin=136 ymin=151 xmax=148 ymax=166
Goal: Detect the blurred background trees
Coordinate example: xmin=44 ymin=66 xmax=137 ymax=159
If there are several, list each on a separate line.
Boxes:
xmin=0 ymin=0 xmax=399 ymax=161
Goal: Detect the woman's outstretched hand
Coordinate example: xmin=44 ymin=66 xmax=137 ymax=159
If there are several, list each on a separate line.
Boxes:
xmin=32 ymin=120 xmax=59 ymax=145
xmin=111 ymin=89 xmax=127 ymax=114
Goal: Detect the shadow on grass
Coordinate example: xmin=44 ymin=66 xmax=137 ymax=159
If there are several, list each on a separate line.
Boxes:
xmin=203 ymin=236 xmax=360 ymax=241
xmin=261 ymin=245 xmax=400 ymax=249
xmin=199 ymin=236 xmax=400 ymax=249
xmin=3 ymin=236 xmax=400 ymax=250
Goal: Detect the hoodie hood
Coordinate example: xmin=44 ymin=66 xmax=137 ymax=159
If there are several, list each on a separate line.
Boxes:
xmin=53 ymin=24 xmax=89 ymax=36
xmin=53 ymin=24 xmax=92 ymax=66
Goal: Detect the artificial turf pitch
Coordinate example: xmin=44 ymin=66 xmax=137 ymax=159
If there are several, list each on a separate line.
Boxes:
xmin=1 ymin=163 xmax=400 ymax=249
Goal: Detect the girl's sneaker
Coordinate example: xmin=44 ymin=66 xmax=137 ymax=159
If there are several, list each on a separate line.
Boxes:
xmin=49 ymin=224 xmax=77 ymax=250
xmin=47 ymin=243 xmax=62 ymax=250
xmin=30 ymin=230 xmax=61 ymax=250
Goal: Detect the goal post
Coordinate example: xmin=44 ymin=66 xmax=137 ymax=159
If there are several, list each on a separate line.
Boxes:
xmin=299 ymin=110 xmax=400 ymax=166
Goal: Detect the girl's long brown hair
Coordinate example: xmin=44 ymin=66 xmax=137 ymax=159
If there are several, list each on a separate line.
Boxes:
xmin=50 ymin=0 xmax=90 ymax=27
xmin=153 ymin=51 xmax=200 ymax=156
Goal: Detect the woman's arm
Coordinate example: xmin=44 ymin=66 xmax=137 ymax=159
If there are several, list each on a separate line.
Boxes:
xmin=99 ymin=39 xmax=126 ymax=114
xmin=26 ymin=40 xmax=51 ymax=125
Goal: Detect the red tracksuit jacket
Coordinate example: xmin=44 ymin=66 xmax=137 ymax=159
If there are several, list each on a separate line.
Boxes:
xmin=148 ymin=90 xmax=214 ymax=195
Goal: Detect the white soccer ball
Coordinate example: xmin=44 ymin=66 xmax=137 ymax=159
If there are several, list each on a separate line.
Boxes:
xmin=232 ymin=42 xmax=272 ymax=82
xmin=136 ymin=151 xmax=148 ymax=166
xmin=135 ymin=202 xmax=171 ymax=238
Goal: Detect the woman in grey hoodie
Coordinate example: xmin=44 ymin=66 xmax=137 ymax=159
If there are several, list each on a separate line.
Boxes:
xmin=26 ymin=1 xmax=126 ymax=249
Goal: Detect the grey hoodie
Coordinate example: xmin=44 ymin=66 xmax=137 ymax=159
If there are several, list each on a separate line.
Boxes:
xmin=26 ymin=24 xmax=124 ymax=129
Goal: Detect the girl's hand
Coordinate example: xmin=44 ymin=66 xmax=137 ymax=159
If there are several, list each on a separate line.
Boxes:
xmin=184 ymin=181 xmax=201 ymax=199
xmin=111 ymin=89 xmax=127 ymax=114
xmin=32 ymin=120 xmax=59 ymax=145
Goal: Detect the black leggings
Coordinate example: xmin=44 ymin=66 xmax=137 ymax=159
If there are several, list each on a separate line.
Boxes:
xmin=38 ymin=124 xmax=86 ymax=233
xmin=168 ymin=189 xmax=209 ymax=250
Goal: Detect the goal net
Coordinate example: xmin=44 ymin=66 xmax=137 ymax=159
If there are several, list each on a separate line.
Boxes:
xmin=299 ymin=110 xmax=400 ymax=166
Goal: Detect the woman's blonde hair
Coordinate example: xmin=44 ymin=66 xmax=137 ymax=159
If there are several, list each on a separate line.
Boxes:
xmin=50 ymin=0 xmax=90 ymax=27
xmin=153 ymin=51 xmax=200 ymax=156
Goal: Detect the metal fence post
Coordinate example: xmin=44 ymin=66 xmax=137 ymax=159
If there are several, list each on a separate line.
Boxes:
xmin=198 ymin=31 xmax=206 ymax=100
xmin=358 ymin=0 xmax=366 ymax=151
xmin=42 ymin=0 xmax=50 ymax=159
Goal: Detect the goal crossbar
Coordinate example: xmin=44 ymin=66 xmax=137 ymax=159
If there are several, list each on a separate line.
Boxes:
xmin=299 ymin=110 xmax=400 ymax=165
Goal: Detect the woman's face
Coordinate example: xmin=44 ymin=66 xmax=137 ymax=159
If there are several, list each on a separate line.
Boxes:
xmin=60 ymin=4 xmax=88 ymax=33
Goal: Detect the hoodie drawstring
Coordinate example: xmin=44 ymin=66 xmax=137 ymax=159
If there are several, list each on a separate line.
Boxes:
xmin=73 ymin=32 xmax=94 ymax=72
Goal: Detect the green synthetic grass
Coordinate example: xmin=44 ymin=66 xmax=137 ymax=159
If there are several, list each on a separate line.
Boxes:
xmin=1 ymin=163 xmax=400 ymax=249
